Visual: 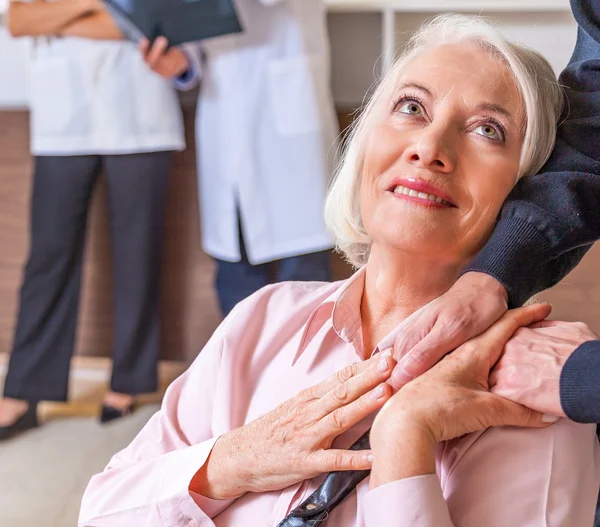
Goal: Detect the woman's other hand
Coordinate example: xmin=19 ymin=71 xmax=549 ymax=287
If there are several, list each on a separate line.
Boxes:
xmin=190 ymin=352 xmax=396 ymax=500
xmin=490 ymin=320 xmax=599 ymax=416
xmin=370 ymin=304 xmax=552 ymax=487
xmin=139 ymin=36 xmax=189 ymax=78
xmin=389 ymin=272 xmax=508 ymax=388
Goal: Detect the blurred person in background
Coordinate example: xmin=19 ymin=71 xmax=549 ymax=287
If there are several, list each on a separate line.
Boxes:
xmin=0 ymin=0 xmax=188 ymax=439
xmin=142 ymin=0 xmax=338 ymax=316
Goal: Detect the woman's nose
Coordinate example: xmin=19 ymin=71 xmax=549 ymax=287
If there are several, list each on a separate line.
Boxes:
xmin=403 ymin=125 xmax=457 ymax=173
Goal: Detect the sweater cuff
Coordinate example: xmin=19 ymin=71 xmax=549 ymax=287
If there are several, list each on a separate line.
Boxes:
xmin=560 ymin=340 xmax=600 ymax=423
xmin=462 ymin=215 xmax=553 ymax=308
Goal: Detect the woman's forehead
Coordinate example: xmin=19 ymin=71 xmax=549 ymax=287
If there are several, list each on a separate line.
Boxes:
xmin=395 ymin=43 xmax=523 ymax=118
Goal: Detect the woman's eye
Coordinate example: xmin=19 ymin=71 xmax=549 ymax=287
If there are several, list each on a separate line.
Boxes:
xmin=398 ymin=101 xmax=424 ymax=116
xmin=474 ymin=124 xmax=501 ymax=141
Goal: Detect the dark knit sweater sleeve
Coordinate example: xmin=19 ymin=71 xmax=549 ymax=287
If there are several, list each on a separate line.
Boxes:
xmin=560 ymin=341 xmax=600 ymax=423
xmin=465 ymin=0 xmax=600 ymax=307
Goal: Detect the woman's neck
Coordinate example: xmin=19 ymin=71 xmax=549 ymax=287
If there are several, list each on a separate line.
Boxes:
xmin=360 ymin=244 xmax=462 ymax=356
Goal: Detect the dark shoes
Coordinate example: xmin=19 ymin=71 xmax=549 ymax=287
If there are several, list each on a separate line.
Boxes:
xmin=0 ymin=402 xmax=38 ymax=441
xmin=99 ymin=403 xmax=134 ymax=424
xmin=0 ymin=400 xmax=134 ymax=437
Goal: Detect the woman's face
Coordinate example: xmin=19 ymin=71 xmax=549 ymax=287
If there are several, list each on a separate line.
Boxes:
xmin=360 ymin=42 xmax=526 ymax=265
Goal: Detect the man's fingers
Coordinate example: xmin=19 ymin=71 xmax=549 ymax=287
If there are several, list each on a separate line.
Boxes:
xmin=390 ymin=332 xmax=455 ymax=388
xmin=467 ymin=303 xmax=552 ymax=365
xmin=146 ymin=36 xmax=169 ymax=68
xmin=391 ymin=305 xmax=436 ymax=360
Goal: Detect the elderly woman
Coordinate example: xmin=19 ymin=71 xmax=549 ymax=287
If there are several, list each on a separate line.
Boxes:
xmin=79 ymin=15 xmax=600 ymax=527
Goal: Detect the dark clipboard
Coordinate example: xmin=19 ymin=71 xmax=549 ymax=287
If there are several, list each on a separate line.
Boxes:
xmin=103 ymin=0 xmax=243 ymax=45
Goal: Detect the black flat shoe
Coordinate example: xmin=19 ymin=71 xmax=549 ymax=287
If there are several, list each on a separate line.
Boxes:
xmin=99 ymin=403 xmax=134 ymax=424
xmin=0 ymin=402 xmax=38 ymax=441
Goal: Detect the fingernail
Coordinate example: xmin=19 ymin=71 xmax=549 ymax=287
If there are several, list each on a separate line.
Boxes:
xmin=392 ymin=367 xmax=414 ymax=386
xmin=377 ymin=358 xmax=390 ymax=372
xmin=542 ymin=413 xmax=560 ymax=423
xmin=371 ymin=385 xmax=385 ymax=399
xmin=380 ymin=349 xmax=393 ymax=358
xmin=367 ymin=454 xmax=374 ymax=463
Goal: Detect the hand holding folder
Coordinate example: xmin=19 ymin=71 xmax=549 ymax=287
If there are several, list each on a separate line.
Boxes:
xmin=103 ymin=0 xmax=243 ymax=45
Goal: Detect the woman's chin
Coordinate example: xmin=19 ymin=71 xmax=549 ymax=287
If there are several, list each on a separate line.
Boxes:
xmin=372 ymin=234 xmax=458 ymax=261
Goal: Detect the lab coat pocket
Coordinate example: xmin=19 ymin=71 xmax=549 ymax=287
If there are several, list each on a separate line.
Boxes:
xmin=133 ymin=59 xmax=182 ymax=136
xmin=268 ymin=54 xmax=327 ymax=136
xmin=29 ymin=58 xmax=74 ymax=136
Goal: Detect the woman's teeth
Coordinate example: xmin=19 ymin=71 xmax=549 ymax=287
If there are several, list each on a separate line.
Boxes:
xmin=392 ymin=185 xmax=451 ymax=206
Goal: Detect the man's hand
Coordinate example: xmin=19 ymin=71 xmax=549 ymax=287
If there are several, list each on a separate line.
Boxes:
xmin=140 ymin=36 xmax=190 ymax=78
xmin=489 ymin=320 xmax=598 ymax=417
xmin=389 ymin=272 xmax=508 ymax=389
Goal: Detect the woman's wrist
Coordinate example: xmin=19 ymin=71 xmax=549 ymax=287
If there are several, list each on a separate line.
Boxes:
xmin=189 ymin=430 xmax=250 ymax=500
xmin=370 ymin=416 xmax=437 ymax=489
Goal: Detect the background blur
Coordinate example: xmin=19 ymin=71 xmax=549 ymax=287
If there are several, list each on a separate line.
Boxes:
xmin=0 ymin=1 xmax=597 ymax=526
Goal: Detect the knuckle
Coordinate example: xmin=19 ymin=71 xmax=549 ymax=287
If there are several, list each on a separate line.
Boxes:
xmin=298 ymin=386 xmax=314 ymax=401
xmin=329 ymin=451 xmax=345 ymax=470
xmin=458 ymin=341 xmax=477 ymax=355
xmin=328 ymin=409 xmax=346 ymax=431
xmin=332 ymin=382 xmax=350 ymax=405
xmin=335 ymin=363 xmax=357 ymax=384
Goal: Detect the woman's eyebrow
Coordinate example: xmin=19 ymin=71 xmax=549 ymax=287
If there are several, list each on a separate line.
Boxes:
xmin=396 ymin=82 xmax=433 ymax=97
xmin=476 ymin=102 xmax=516 ymax=125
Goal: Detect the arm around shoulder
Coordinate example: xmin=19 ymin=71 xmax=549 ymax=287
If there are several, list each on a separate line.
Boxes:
xmin=466 ymin=0 xmax=600 ymax=306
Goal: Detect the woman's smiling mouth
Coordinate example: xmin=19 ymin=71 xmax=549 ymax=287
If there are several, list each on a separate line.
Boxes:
xmin=387 ymin=178 xmax=457 ymax=208
xmin=391 ymin=184 xmax=454 ymax=206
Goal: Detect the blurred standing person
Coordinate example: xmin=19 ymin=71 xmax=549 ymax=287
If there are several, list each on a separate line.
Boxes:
xmin=0 ymin=0 xmax=188 ymax=439
xmin=143 ymin=0 xmax=338 ymax=316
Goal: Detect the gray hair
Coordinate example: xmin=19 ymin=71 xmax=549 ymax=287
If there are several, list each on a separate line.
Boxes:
xmin=324 ymin=14 xmax=564 ymax=268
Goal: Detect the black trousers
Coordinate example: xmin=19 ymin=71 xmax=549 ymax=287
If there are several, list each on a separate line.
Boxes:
xmin=215 ymin=217 xmax=332 ymax=316
xmin=3 ymin=153 xmax=171 ymax=402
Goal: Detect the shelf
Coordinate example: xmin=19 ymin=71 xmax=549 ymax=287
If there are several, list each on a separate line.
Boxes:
xmin=0 ymin=0 xmax=574 ymax=16
xmin=326 ymin=0 xmax=571 ymax=13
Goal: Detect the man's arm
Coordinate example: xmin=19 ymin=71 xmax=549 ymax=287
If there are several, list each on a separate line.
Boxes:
xmin=390 ymin=0 xmax=600 ymax=391
xmin=59 ymin=10 xmax=123 ymax=40
xmin=466 ymin=0 xmax=600 ymax=307
xmin=7 ymin=0 xmax=98 ymax=38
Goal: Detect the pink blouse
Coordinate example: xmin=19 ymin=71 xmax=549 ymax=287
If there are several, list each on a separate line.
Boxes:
xmin=79 ymin=269 xmax=600 ymax=526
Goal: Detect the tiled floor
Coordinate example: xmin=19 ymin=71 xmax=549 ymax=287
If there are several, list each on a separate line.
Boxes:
xmin=0 ymin=355 xmax=186 ymax=527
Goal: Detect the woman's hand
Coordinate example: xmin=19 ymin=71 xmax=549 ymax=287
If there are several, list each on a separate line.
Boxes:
xmin=139 ymin=37 xmax=190 ymax=78
xmin=389 ymin=272 xmax=508 ymax=388
xmin=190 ymin=352 xmax=396 ymax=500
xmin=370 ymin=303 xmax=553 ymax=488
xmin=490 ymin=320 xmax=599 ymax=416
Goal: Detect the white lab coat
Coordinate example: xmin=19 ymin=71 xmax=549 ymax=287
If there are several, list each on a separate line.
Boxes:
xmin=29 ymin=36 xmax=185 ymax=155
xmin=187 ymin=0 xmax=338 ymax=264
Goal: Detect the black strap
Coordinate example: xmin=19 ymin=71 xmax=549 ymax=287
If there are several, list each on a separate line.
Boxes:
xmin=277 ymin=430 xmax=371 ymax=527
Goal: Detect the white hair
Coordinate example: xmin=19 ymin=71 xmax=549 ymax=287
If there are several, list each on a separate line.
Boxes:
xmin=324 ymin=14 xmax=564 ymax=268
